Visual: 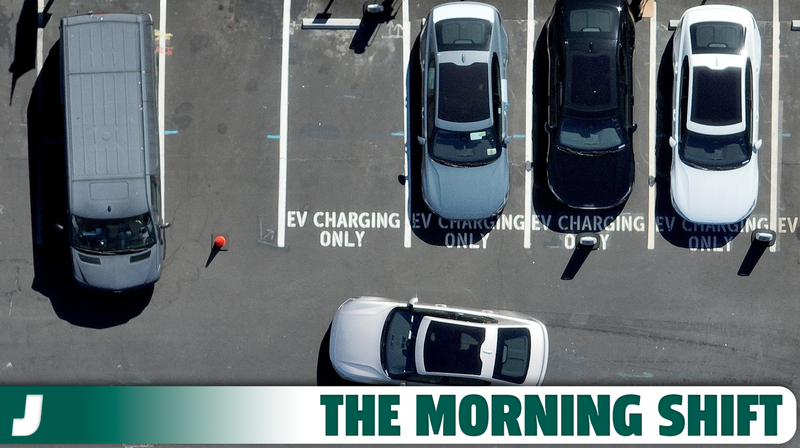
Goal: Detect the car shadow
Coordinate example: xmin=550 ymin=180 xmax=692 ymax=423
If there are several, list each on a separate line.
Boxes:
xmin=316 ymin=323 xmax=360 ymax=386
xmin=653 ymin=36 xmax=741 ymax=249
xmin=531 ymin=26 xmax=626 ymax=235
xmin=27 ymin=41 xmax=152 ymax=329
xmin=405 ymin=33 xmax=494 ymax=247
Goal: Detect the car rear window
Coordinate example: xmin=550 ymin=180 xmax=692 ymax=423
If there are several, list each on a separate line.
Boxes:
xmin=492 ymin=328 xmax=531 ymax=384
xmin=438 ymin=62 xmax=490 ymax=123
xmin=423 ymin=321 xmax=485 ymax=375
xmin=565 ymin=7 xmax=618 ymax=38
xmin=691 ymin=66 xmax=742 ymax=126
xmin=690 ymin=22 xmax=745 ymax=54
xmin=435 ymin=18 xmax=492 ymax=52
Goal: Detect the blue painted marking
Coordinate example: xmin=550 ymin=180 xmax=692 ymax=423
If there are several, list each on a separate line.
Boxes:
xmin=391 ymin=132 xmax=404 ymax=137
xmin=513 ymin=134 xmax=526 ymax=139
xmin=164 ymin=130 xmax=178 ymax=135
xmin=781 ymin=133 xmax=791 ymax=137
xmin=267 ymin=135 xmax=280 ymax=139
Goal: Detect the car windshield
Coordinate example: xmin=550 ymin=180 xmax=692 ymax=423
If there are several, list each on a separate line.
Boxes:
xmin=681 ymin=130 xmax=750 ymax=170
xmin=691 ymin=66 xmax=742 ymax=126
xmin=435 ymin=18 xmax=492 ymax=52
xmin=423 ymin=321 xmax=485 ymax=375
xmin=557 ymin=115 xmax=624 ymax=152
xmin=438 ymin=62 xmax=490 ymax=123
xmin=381 ymin=309 xmax=420 ymax=378
xmin=430 ymin=126 xmax=501 ymax=166
xmin=71 ymin=213 xmax=156 ymax=254
xmin=690 ymin=22 xmax=745 ymax=54
xmin=492 ymin=328 xmax=531 ymax=384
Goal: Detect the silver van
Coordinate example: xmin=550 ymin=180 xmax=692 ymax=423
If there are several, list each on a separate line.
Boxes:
xmin=61 ymin=13 xmax=165 ymax=292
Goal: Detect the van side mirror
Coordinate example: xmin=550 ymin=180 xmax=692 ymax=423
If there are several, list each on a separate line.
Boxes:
xmin=55 ymin=223 xmax=64 ymax=232
xmin=159 ymin=221 xmax=171 ymax=229
xmin=544 ymin=123 xmax=553 ymax=134
xmin=417 ymin=136 xmax=426 ymax=146
xmin=503 ymin=136 xmax=512 ymax=146
xmin=407 ymin=297 xmax=419 ymax=307
xmin=629 ymin=123 xmax=638 ymax=133
xmin=754 ymin=139 xmax=762 ymax=153
xmin=668 ymin=136 xmax=677 ymax=148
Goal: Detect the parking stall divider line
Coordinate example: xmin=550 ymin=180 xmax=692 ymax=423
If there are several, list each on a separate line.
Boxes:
xmin=403 ymin=0 xmax=412 ymax=248
xmin=158 ymin=0 xmax=168 ymax=223
xmin=647 ymin=1 xmax=657 ymax=250
xmin=277 ymin=0 xmax=291 ymax=248
xmin=36 ymin=0 xmax=43 ymax=74
xmin=524 ymin=0 xmax=534 ymax=250
xmin=769 ymin=0 xmax=780 ymax=252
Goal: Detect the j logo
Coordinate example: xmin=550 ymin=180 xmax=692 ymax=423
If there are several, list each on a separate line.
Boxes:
xmin=12 ymin=395 xmax=43 ymax=436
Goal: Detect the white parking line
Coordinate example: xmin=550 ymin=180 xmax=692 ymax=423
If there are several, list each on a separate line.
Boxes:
xmin=277 ymin=0 xmax=291 ymax=248
xmin=769 ymin=0 xmax=780 ymax=252
xmin=523 ymin=0 xmax=534 ymax=249
xmin=403 ymin=0 xmax=412 ymax=249
xmin=158 ymin=0 xmax=167 ymax=223
xmin=35 ymin=0 xmax=43 ymax=75
xmin=647 ymin=2 xmax=657 ymax=250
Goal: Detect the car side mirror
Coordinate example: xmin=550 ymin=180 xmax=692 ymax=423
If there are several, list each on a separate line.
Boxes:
xmin=159 ymin=221 xmax=171 ymax=229
xmin=668 ymin=136 xmax=677 ymax=148
xmin=544 ymin=122 xmax=553 ymax=134
xmin=503 ymin=136 xmax=512 ymax=146
xmin=417 ymin=136 xmax=426 ymax=146
xmin=754 ymin=139 xmax=762 ymax=153
xmin=407 ymin=297 xmax=419 ymax=307
xmin=55 ymin=223 xmax=64 ymax=232
xmin=629 ymin=123 xmax=638 ymax=133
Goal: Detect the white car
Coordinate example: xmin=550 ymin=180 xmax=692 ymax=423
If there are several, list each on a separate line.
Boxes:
xmin=669 ymin=5 xmax=762 ymax=224
xmin=329 ymin=296 xmax=548 ymax=386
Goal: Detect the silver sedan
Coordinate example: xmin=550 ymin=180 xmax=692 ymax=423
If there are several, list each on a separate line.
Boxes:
xmin=418 ymin=2 xmax=510 ymax=220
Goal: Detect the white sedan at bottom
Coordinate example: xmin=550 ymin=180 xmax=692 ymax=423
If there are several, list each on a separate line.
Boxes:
xmin=329 ymin=296 xmax=549 ymax=386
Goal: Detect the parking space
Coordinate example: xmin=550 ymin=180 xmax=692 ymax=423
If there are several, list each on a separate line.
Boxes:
xmin=0 ymin=0 xmax=798 ymax=431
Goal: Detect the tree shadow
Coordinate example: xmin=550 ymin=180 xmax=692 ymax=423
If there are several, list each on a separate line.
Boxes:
xmin=316 ymin=324 xmax=360 ymax=386
xmin=27 ymin=41 xmax=152 ymax=329
xmin=531 ymin=25 xmax=625 ymax=235
xmin=653 ymin=36 xmax=741 ymax=249
xmin=8 ymin=0 xmax=55 ymax=105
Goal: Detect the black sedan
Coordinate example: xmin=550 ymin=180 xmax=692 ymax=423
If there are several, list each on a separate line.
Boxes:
xmin=544 ymin=0 xmax=636 ymax=209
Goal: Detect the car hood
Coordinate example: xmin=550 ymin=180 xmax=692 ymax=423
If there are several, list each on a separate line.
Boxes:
xmin=422 ymin=152 xmax=509 ymax=220
xmin=329 ymin=299 xmax=397 ymax=384
xmin=71 ymin=246 xmax=161 ymax=292
xmin=548 ymin=145 xmax=634 ymax=209
xmin=671 ymin=158 xmax=758 ymax=224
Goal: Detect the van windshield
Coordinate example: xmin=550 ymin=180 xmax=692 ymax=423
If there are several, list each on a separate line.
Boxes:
xmin=71 ymin=213 xmax=156 ymax=254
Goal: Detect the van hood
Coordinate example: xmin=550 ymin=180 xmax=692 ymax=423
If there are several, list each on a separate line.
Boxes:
xmin=71 ymin=246 xmax=161 ymax=292
xmin=70 ymin=179 xmax=150 ymax=220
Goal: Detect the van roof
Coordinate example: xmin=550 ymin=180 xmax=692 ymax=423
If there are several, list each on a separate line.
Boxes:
xmin=62 ymin=13 xmax=153 ymax=219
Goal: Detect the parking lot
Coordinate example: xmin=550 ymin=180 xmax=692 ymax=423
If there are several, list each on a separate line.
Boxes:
xmin=0 ymin=0 xmax=798 ymax=443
